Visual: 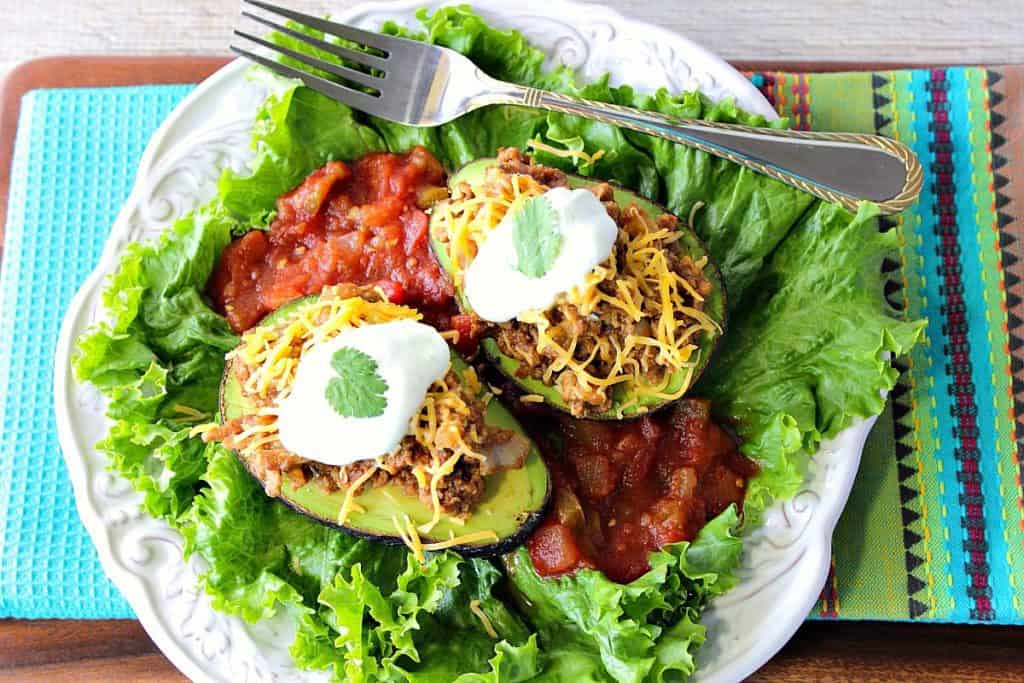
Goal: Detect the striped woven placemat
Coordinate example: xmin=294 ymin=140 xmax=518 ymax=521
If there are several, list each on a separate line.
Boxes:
xmin=747 ymin=66 xmax=1024 ymax=623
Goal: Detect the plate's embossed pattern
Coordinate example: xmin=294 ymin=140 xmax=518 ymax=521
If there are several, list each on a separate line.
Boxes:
xmin=135 ymin=121 xmax=256 ymax=236
xmin=345 ymin=1 xmax=773 ymax=116
xmin=506 ymin=17 xmax=723 ymax=97
xmin=53 ymin=2 xmax=863 ymax=682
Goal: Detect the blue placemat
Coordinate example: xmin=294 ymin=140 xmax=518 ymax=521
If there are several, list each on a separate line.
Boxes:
xmin=0 ymin=86 xmax=194 ymax=618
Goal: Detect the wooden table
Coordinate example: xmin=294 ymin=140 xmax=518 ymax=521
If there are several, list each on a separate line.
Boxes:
xmin=2 ymin=53 xmax=1024 ymax=683
xmin=2 ymin=618 xmax=1023 ymax=682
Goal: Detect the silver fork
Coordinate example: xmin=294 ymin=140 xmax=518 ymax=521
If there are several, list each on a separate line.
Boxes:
xmin=232 ymin=0 xmax=921 ymax=215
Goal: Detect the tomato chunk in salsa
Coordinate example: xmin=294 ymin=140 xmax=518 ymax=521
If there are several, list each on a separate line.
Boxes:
xmin=525 ymin=399 xmax=758 ymax=583
xmin=209 ymin=146 xmax=455 ymax=332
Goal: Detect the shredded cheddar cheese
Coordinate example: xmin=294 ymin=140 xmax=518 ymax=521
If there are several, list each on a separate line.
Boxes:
xmin=469 ymin=599 xmax=499 ymax=638
xmin=390 ymin=515 xmax=498 ymax=565
xmin=526 ymin=138 xmax=607 ymax=166
xmin=189 ymin=422 xmax=219 ymax=439
xmin=431 ymin=162 xmax=720 ymax=417
xmin=420 ymin=529 xmax=499 ymax=552
xmin=214 ymin=286 xmax=496 ymax=558
xmin=337 ymin=463 xmax=380 ymax=526
xmin=230 ymin=287 xmax=416 ymax=403
xmin=168 ymin=404 xmax=209 ymax=423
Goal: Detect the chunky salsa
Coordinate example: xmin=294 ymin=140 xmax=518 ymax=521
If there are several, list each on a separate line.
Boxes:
xmin=209 ymin=146 xmax=456 ymax=332
xmin=524 ymin=399 xmax=758 ymax=583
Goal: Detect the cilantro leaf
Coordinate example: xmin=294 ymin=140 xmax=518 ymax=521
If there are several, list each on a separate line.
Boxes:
xmin=325 ymin=347 xmax=388 ymax=418
xmin=511 ymin=194 xmax=561 ymax=278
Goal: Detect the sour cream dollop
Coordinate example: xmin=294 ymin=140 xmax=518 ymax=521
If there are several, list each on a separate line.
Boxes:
xmin=464 ymin=187 xmax=618 ymax=322
xmin=276 ymin=319 xmax=450 ymax=466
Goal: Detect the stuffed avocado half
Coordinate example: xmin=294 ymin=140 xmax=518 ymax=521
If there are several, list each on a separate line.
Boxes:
xmin=213 ymin=287 xmax=550 ymax=557
xmin=429 ymin=150 xmax=727 ymax=420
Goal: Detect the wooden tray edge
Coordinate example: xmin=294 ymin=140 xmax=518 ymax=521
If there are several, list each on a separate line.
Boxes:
xmin=0 ymin=56 xmax=232 ymax=238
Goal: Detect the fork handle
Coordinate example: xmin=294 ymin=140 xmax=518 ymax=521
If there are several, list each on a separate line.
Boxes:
xmin=513 ymin=88 xmax=922 ymax=215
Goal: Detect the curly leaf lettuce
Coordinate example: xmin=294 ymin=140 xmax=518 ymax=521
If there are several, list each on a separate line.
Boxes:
xmin=314 ymin=555 xmax=541 ymax=682
xmin=74 ymin=204 xmax=239 ymax=519
xmin=700 ymin=201 xmax=926 ymax=519
xmin=72 ymin=5 xmax=924 ymax=682
xmin=506 ymin=507 xmax=741 ymax=683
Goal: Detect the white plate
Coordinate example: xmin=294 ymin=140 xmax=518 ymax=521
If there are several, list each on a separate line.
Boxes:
xmin=53 ymin=1 xmax=872 ymax=681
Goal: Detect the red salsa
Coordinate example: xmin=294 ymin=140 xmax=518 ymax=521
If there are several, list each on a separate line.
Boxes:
xmin=525 ymin=400 xmax=758 ymax=583
xmin=209 ymin=146 xmax=457 ymax=332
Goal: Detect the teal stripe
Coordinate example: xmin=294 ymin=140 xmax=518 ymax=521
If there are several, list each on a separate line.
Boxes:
xmin=907 ymin=68 xmax=971 ymax=622
xmin=948 ymin=67 xmax=1008 ymax=617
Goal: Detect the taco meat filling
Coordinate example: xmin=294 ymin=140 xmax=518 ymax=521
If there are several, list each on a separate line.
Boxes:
xmin=202 ymin=285 xmax=514 ymax=518
xmin=434 ymin=148 xmax=718 ymax=417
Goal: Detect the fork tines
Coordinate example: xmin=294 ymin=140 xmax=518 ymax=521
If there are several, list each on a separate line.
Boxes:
xmin=231 ymin=0 xmax=393 ymax=106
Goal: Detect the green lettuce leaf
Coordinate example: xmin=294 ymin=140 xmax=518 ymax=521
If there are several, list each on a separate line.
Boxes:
xmin=312 ymin=551 xmax=541 ymax=682
xmin=534 ymin=79 xmax=661 ymax=198
xmin=96 ymin=416 xmax=208 ymax=519
xmin=506 ymin=507 xmax=741 ymax=683
xmin=76 ymin=204 xmax=238 ymax=373
xmin=407 ymin=6 xmax=574 ymax=90
xmin=178 ymin=446 xmax=309 ymax=621
xmin=701 ymin=202 xmax=926 ymax=520
xmin=74 ymin=204 xmax=239 ymax=520
xmin=218 ymin=84 xmax=384 ymax=225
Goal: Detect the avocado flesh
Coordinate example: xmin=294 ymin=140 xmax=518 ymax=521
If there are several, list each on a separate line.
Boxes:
xmin=218 ymin=296 xmax=550 ymax=557
xmin=428 ymin=158 xmax=727 ymax=420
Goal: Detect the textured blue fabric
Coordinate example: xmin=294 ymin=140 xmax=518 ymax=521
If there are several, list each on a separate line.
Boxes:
xmin=0 ymin=86 xmax=193 ymax=618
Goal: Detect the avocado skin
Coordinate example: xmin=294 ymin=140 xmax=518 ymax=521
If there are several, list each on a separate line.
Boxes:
xmin=428 ymin=158 xmax=728 ymax=420
xmin=271 ymin=488 xmax=549 ymax=558
xmin=217 ymin=295 xmax=551 ymax=558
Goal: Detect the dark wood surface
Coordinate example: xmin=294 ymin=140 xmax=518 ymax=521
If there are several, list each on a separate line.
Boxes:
xmin=2 ymin=55 xmax=1022 ymax=681
xmin=1 ymin=618 xmax=1022 ymax=681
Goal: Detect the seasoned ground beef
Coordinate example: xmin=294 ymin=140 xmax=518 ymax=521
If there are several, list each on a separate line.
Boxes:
xmin=496 ymin=147 xmax=570 ymax=188
xmin=460 ymin=149 xmax=715 ymax=417
xmin=209 ymin=367 xmax=497 ymax=517
xmin=203 ymin=285 xmax=506 ymax=518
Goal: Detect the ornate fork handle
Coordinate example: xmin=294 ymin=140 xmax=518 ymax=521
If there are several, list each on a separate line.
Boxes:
xmin=512 ymin=87 xmax=922 ymax=215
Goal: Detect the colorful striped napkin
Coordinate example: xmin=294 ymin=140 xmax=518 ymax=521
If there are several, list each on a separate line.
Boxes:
xmin=747 ymin=67 xmax=1023 ymax=623
xmin=0 ymin=65 xmax=1021 ymax=623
